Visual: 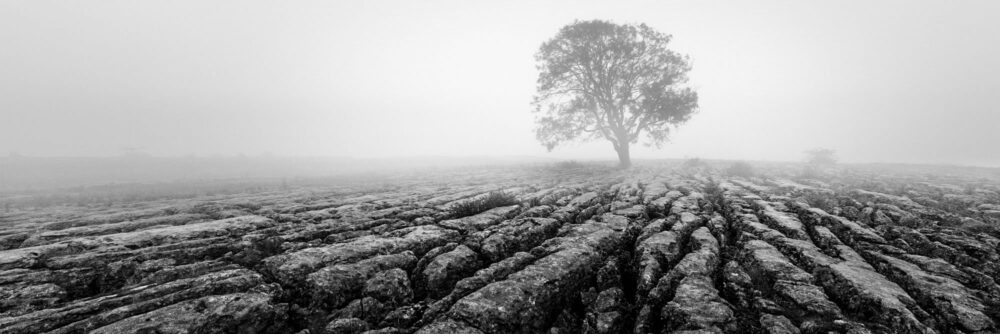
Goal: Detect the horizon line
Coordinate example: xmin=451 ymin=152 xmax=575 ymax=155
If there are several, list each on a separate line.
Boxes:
xmin=0 ymin=154 xmax=996 ymax=169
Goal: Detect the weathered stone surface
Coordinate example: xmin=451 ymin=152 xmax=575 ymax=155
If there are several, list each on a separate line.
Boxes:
xmin=648 ymin=190 xmax=683 ymax=214
xmin=380 ymin=304 xmax=423 ymax=328
xmin=814 ymin=262 xmax=933 ymax=334
xmin=670 ymin=194 xmax=704 ymax=216
xmin=306 ymin=252 xmax=417 ymax=309
xmin=265 ymin=225 xmax=457 ymax=286
xmin=418 ymin=251 xmax=538 ymax=325
xmin=397 ymin=208 xmax=439 ymax=221
xmin=0 ymin=216 xmax=273 ymax=271
xmin=330 ymin=297 xmax=389 ymax=325
xmin=738 ymin=213 xmax=787 ymax=242
xmin=641 ymin=180 xmax=669 ymax=203
xmin=89 ymin=292 xmax=287 ymax=334
xmin=648 ymin=227 xmax=720 ymax=304
xmin=898 ymin=253 xmax=970 ymax=283
xmin=326 ymin=317 xmax=370 ymax=334
xmin=583 ymin=287 xmax=625 ymax=334
xmin=439 ymin=205 xmax=519 ymax=233
xmin=474 ymin=218 xmax=560 ymax=262
xmin=595 ymin=257 xmax=621 ymax=290
xmin=809 ymin=208 xmax=887 ymax=245
xmin=447 ymin=218 xmax=627 ymax=333
xmin=0 ymin=268 xmax=268 ymax=333
xmin=759 ymin=313 xmax=800 ymax=334
xmin=20 ymin=213 xmax=208 ymax=247
xmin=6 ymin=163 xmax=1000 ymax=334
xmin=514 ymin=205 xmax=553 ymax=218
xmin=364 ymin=268 xmax=413 ymax=307
xmin=674 ymin=211 xmax=703 ymax=233
xmin=613 ymin=204 xmax=645 ymax=218
xmin=636 ymin=230 xmax=682 ymax=294
xmin=867 ymin=252 xmax=995 ymax=332
xmin=661 ymin=275 xmax=734 ymax=331
xmin=415 ymin=319 xmax=485 ymax=334
xmin=592 ymin=311 xmax=623 ymax=334
xmin=771 ymin=280 xmax=842 ymax=319
xmin=742 ymin=239 xmax=813 ymax=283
xmin=769 ymin=237 xmax=838 ymax=272
xmin=592 ymin=287 xmax=624 ymax=313
xmin=569 ymin=192 xmax=600 ymax=208
xmin=451 ymin=251 xmax=536 ymax=298
xmin=721 ymin=261 xmax=753 ymax=309
xmin=422 ymin=245 xmax=481 ymax=297
xmin=758 ymin=203 xmax=811 ymax=240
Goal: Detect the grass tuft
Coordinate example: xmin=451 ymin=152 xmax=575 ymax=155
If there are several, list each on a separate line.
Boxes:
xmin=703 ymin=178 xmax=725 ymax=213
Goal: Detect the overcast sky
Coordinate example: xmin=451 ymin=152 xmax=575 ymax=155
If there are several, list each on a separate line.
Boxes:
xmin=2 ymin=0 xmax=998 ymax=166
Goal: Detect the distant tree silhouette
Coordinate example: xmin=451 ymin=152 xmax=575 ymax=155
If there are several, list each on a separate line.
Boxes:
xmin=533 ymin=20 xmax=699 ymax=168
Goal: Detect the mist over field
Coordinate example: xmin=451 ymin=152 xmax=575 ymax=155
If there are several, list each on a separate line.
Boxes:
xmin=2 ymin=0 xmax=1000 ymax=177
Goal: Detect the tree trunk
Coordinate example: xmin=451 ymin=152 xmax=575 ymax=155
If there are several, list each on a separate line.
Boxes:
xmin=615 ymin=142 xmax=631 ymax=168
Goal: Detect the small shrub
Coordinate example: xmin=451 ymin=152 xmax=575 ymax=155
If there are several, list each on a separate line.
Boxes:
xmin=525 ymin=196 xmax=542 ymax=208
xmin=805 ymin=148 xmax=837 ymax=166
xmin=703 ymin=178 xmax=725 ymax=213
xmin=725 ymin=161 xmax=756 ymax=177
xmin=449 ymin=190 xmax=519 ymax=218
xmin=682 ymin=157 xmax=709 ymax=170
xmin=551 ymin=160 xmax=585 ymax=171
xmin=799 ymin=165 xmax=822 ymax=179
xmin=801 ymin=192 xmax=836 ymax=213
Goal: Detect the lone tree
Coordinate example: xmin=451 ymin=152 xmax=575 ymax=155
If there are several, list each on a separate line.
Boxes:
xmin=533 ymin=20 xmax=698 ymax=168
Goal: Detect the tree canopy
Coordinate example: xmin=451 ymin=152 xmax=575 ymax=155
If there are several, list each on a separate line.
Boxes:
xmin=533 ymin=20 xmax=698 ymax=167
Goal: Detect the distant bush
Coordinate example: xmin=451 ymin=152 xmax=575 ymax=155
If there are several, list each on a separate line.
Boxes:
xmin=551 ymin=160 xmax=585 ymax=170
xmin=725 ymin=161 xmax=756 ymax=177
xmin=805 ymin=148 xmax=837 ymax=167
xmin=800 ymin=192 xmax=836 ymax=213
xmin=681 ymin=157 xmax=709 ymax=170
xmin=449 ymin=190 xmax=519 ymax=218
xmin=799 ymin=165 xmax=823 ymax=179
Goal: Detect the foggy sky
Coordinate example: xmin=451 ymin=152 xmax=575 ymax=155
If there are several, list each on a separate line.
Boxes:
xmin=2 ymin=0 xmax=999 ymax=166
